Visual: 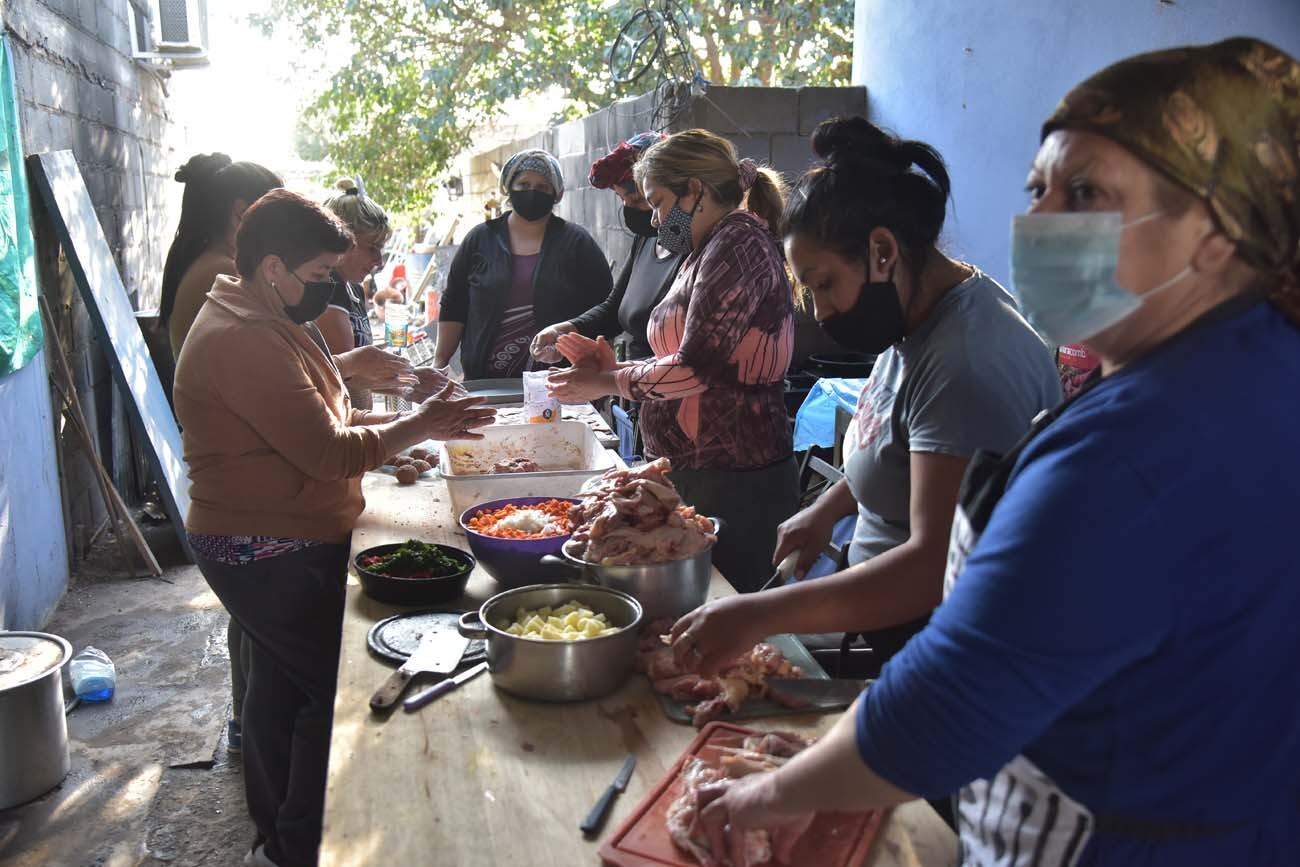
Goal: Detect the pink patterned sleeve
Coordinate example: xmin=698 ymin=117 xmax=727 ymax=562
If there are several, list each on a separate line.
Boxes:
xmin=614 ymin=227 xmax=789 ymax=402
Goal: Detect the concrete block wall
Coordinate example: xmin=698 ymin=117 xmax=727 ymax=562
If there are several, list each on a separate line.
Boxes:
xmin=1 ymin=0 xmax=177 ymax=624
xmin=461 ymin=85 xmax=867 ymax=366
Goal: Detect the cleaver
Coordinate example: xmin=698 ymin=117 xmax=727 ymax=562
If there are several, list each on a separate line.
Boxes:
xmin=369 ymin=629 xmax=470 ymax=711
xmin=765 ymin=677 xmax=870 ymax=711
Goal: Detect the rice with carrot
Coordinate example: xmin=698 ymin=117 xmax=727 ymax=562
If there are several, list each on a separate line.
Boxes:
xmin=467 ymin=499 xmax=574 ymax=540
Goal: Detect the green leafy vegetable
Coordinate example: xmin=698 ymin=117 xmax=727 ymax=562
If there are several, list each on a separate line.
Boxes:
xmin=365 ymin=540 xmax=463 ymax=578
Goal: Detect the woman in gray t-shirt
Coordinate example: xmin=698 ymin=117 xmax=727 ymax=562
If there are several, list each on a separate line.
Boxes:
xmin=669 ymin=117 xmax=1061 ymax=674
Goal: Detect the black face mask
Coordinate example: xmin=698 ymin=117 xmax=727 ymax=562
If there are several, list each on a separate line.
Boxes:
xmin=280 ymin=270 xmax=335 ymax=325
xmin=622 ymin=205 xmax=658 ymax=238
xmin=818 ymin=266 xmax=906 ymax=354
xmin=509 ymin=189 xmax=556 ymax=222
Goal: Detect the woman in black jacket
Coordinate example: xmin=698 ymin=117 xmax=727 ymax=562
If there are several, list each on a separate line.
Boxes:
xmin=434 ymin=149 xmax=612 ymax=379
xmin=530 ymin=133 xmax=684 ymax=363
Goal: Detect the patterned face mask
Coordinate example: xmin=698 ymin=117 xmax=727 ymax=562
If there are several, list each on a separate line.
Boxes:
xmin=657 ymin=191 xmax=700 ymax=256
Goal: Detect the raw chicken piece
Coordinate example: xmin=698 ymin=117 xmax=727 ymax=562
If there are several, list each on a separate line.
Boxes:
xmin=638 ymin=624 xmax=807 ymax=728
xmin=665 ymin=733 xmax=814 ymax=866
xmin=567 ymin=459 xmax=717 ymax=565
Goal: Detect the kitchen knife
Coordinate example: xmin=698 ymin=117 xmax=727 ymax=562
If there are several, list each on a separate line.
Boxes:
xmin=764 ymin=677 xmax=870 ymax=710
xmin=402 ymin=661 xmax=489 ymax=712
xmin=580 ymin=753 xmax=636 ymax=837
xmin=369 ymin=629 xmax=470 ymax=711
xmin=758 ymin=551 xmax=801 ymax=592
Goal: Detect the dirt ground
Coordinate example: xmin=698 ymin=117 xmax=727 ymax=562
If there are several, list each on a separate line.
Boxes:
xmin=0 ymin=525 xmax=254 ymax=867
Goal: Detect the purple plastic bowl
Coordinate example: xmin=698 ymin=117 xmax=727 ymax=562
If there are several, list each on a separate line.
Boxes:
xmin=459 ymin=496 xmax=581 ymax=588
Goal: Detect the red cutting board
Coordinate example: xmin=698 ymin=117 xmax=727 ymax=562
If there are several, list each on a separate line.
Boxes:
xmin=599 ymin=722 xmax=884 ymax=867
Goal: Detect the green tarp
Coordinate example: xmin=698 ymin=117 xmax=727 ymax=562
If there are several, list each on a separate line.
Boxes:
xmin=0 ymin=35 xmax=41 ymax=378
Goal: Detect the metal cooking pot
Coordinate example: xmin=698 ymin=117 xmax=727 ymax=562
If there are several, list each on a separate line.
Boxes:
xmin=539 ymin=518 xmax=720 ymax=621
xmin=0 ymin=631 xmax=72 ymax=809
xmin=542 ymin=544 xmax=710 ymax=622
xmin=458 ymin=584 xmax=642 ymax=702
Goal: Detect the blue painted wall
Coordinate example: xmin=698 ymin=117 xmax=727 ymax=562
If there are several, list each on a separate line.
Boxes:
xmin=0 ymin=351 xmax=70 ymax=629
xmin=852 ymin=0 xmax=1300 ymax=287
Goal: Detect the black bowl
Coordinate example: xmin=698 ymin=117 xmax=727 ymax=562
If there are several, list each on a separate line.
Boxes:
xmin=354 ymin=542 xmax=476 ymax=606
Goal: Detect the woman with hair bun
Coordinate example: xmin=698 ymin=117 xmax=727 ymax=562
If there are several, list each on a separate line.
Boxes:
xmin=547 ymin=129 xmax=799 ymax=590
xmin=320 ymin=177 xmax=401 ymax=409
xmin=161 ymin=153 xmax=282 ymax=359
xmin=669 ymin=117 xmax=1059 ymax=677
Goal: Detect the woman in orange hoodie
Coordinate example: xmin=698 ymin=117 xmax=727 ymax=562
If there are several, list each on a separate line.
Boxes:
xmin=174 ymin=190 xmax=494 ymax=867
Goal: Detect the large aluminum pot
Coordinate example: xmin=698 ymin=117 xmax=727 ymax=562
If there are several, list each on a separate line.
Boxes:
xmin=539 ymin=518 xmax=720 ymax=621
xmin=0 ymin=631 xmax=72 ymax=809
xmin=458 ymin=584 xmax=642 ymax=702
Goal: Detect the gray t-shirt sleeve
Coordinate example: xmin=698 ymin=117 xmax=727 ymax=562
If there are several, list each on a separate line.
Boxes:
xmin=903 ymin=339 xmax=1045 ymax=459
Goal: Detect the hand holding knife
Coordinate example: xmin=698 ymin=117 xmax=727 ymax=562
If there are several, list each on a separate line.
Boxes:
xmin=580 ymin=753 xmax=636 ymax=837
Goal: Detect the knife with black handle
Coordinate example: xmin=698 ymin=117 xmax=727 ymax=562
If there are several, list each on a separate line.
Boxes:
xmin=580 ymin=753 xmax=636 ymax=837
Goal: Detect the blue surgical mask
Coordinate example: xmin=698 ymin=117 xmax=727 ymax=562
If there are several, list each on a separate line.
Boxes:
xmin=1010 ymin=211 xmax=1190 ymax=345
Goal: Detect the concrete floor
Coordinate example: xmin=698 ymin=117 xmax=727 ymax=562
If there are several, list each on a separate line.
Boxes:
xmin=0 ymin=526 xmax=254 ymax=866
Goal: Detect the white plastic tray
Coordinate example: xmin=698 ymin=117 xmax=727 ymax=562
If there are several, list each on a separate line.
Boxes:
xmin=438 ymin=421 xmax=623 ymax=517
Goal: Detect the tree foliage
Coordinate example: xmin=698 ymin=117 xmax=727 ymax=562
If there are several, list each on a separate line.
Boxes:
xmin=255 ymin=0 xmax=853 ymax=212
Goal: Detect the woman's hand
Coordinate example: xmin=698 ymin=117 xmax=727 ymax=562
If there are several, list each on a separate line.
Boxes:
xmin=772 ymin=502 xmax=840 ymax=579
xmin=669 ymin=595 xmax=775 ymax=677
xmin=405 ymin=366 xmax=468 ymax=402
xmin=696 ymin=774 xmax=815 ymax=867
xmin=555 ymin=332 xmax=618 ymax=371
xmin=530 ymin=322 xmax=576 ymax=364
xmin=336 ymin=345 xmax=417 ymax=392
xmin=546 ymin=366 xmax=617 ymax=403
xmin=411 ymin=382 xmax=496 ymax=441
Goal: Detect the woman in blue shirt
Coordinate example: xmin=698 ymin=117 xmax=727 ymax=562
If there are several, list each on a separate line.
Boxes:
xmin=693 ymin=38 xmax=1300 ymax=867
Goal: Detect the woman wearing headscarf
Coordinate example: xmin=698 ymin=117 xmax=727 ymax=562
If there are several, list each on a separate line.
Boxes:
xmin=175 ymin=190 xmax=494 ymax=866
xmin=530 ymin=133 xmax=684 ymax=363
xmin=547 ymin=130 xmax=800 ymax=590
xmin=692 ymin=38 xmax=1300 ymax=867
xmin=433 ymin=148 xmax=612 ymax=379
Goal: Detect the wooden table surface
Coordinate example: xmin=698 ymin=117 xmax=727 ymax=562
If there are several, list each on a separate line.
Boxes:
xmin=321 ymin=471 xmax=957 ymax=867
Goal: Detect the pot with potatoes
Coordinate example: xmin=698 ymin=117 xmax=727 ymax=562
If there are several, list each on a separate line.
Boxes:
xmin=457 ymin=584 xmax=642 ymax=702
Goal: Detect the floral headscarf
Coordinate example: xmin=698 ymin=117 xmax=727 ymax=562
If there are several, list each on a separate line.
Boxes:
xmin=1044 ymin=37 xmax=1300 ymax=323
xmin=500 ymin=149 xmax=565 ymax=201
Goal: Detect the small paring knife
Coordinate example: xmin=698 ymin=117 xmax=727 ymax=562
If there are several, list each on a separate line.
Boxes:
xmin=758 ymin=551 xmax=801 ymax=592
xmin=402 ymin=661 xmax=489 ymax=712
xmin=580 ymin=753 xmax=637 ymax=837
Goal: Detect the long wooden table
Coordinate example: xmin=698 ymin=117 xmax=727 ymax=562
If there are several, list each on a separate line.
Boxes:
xmin=321 ymin=471 xmax=957 ymax=866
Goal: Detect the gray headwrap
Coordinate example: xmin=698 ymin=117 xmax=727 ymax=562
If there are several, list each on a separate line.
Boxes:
xmin=499 ymin=149 xmax=565 ymax=201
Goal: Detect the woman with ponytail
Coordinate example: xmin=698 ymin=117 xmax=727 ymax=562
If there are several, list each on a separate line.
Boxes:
xmin=669 ymin=117 xmax=1059 ymax=683
xmin=161 ymin=154 xmax=283 ymax=359
xmin=547 ymin=129 xmax=799 ymax=590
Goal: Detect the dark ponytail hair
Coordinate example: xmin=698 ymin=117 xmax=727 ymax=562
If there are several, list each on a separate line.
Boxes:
xmin=781 ymin=117 xmax=951 ymax=287
xmin=159 ymin=154 xmax=282 ymax=326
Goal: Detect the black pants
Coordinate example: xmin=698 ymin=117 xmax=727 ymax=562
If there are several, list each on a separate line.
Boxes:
xmin=673 ymin=457 xmax=800 ymax=593
xmin=196 ymin=542 xmax=349 ymax=867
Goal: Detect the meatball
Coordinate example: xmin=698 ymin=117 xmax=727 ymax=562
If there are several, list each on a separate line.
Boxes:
xmin=395 ymin=465 xmax=419 ymax=485
xmin=412 ymin=459 xmax=432 ymax=473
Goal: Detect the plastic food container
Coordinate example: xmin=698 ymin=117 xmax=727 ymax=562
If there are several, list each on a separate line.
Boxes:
xmin=439 ymin=421 xmax=622 ymax=516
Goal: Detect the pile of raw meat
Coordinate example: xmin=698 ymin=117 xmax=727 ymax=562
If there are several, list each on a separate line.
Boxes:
xmin=666 ymin=730 xmax=815 ymax=867
xmin=567 ymin=459 xmax=716 ymax=565
xmin=637 ymin=620 xmax=805 ymax=727
xmin=490 ymin=457 xmax=540 ymax=474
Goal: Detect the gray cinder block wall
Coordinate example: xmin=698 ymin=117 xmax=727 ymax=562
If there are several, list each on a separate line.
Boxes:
xmin=464 ymin=85 xmax=867 ymax=367
xmin=1 ymin=0 xmax=175 ymax=617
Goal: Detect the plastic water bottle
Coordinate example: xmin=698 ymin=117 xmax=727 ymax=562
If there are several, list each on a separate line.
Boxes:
xmin=69 ymin=646 xmax=116 ymax=702
xmin=385 ymin=302 xmax=410 ymax=348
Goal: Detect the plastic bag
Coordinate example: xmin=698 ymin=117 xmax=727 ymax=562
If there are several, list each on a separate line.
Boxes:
xmin=69 ymin=646 xmax=116 ymax=702
xmin=522 ymin=369 xmax=560 ymax=423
